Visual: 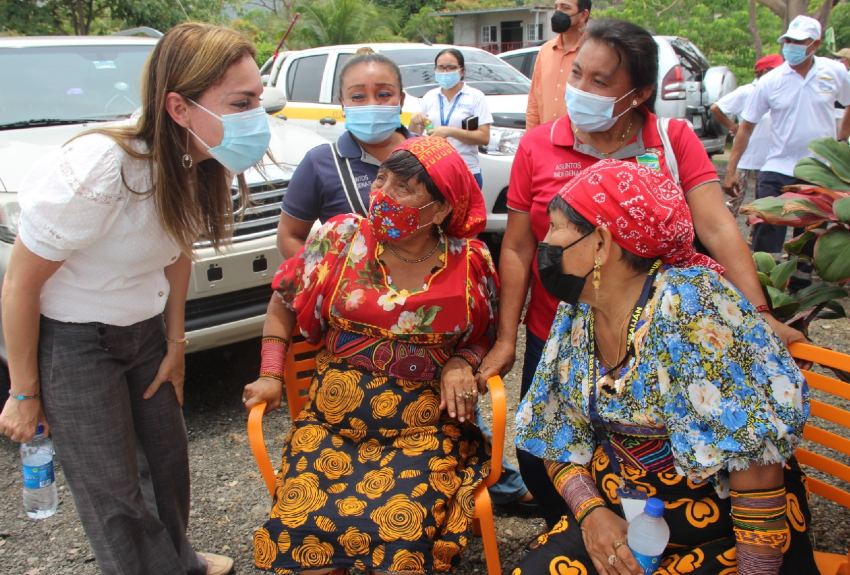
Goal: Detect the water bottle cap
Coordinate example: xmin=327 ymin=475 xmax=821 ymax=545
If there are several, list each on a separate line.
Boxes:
xmin=35 ymin=423 xmax=45 ymax=436
xmin=644 ymin=497 xmax=665 ymax=517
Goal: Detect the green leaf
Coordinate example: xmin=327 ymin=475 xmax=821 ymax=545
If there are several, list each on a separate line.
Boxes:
xmin=765 ymin=285 xmax=800 ymax=318
xmin=784 ymin=230 xmax=818 ymax=256
xmin=756 ymin=271 xmax=773 ymax=287
xmin=814 ymin=229 xmax=850 ymax=282
xmin=752 ymin=252 xmax=777 ymax=274
xmin=835 ymin=197 xmax=850 ymax=224
xmin=769 ymin=258 xmax=798 ymax=290
xmin=808 ymin=137 xmax=850 ymax=183
xmin=794 ymin=283 xmax=849 ymax=310
xmin=794 ymin=157 xmax=850 ymax=190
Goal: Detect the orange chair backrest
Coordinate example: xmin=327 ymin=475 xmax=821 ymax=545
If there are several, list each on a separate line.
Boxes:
xmin=789 ymin=343 xmax=850 ymax=510
xmin=283 ymin=334 xmax=323 ymax=420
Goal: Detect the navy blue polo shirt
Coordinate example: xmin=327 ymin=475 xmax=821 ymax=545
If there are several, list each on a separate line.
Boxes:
xmin=282 ymin=128 xmax=412 ymax=223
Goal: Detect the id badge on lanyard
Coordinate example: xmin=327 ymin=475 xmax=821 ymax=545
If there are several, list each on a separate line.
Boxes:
xmin=618 ymin=481 xmax=649 ymax=522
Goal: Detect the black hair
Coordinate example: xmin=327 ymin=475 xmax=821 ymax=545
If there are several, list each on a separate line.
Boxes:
xmin=337 ymin=47 xmax=404 ymax=102
xmin=381 ymin=150 xmax=445 ymax=203
xmin=548 ymin=195 xmax=656 ymax=272
xmin=583 ymin=19 xmax=658 ymax=112
xmin=577 ymin=0 xmax=592 ymax=11
xmin=434 ymin=48 xmax=465 ymax=70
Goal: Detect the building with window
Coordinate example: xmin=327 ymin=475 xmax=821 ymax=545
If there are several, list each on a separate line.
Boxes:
xmin=440 ymin=5 xmax=554 ymax=54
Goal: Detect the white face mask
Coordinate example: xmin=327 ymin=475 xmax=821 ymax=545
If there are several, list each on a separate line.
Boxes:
xmin=566 ymin=84 xmax=636 ymax=133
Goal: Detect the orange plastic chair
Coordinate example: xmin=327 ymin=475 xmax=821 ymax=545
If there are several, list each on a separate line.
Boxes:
xmin=248 ymin=335 xmax=506 ymax=575
xmin=789 ymin=342 xmax=850 ymax=575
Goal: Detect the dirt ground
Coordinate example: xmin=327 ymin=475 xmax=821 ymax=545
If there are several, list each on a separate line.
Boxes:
xmin=2 ymin=158 xmax=850 ymax=574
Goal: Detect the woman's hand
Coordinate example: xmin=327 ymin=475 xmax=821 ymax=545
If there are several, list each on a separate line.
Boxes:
xmin=408 ymin=113 xmax=429 ymax=134
xmin=475 ymin=338 xmax=517 ymax=388
xmin=0 ymin=397 xmax=46 ymax=443
xmin=242 ymin=377 xmax=284 ymax=413
xmin=763 ymin=314 xmax=806 ymax=347
xmin=440 ymin=357 xmax=478 ymax=423
xmin=144 ymin=344 xmax=186 ymax=405
xmin=580 ymin=507 xmax=642 ymax=575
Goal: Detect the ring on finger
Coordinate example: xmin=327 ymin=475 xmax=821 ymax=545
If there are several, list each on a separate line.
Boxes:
xmin=607 ymin=553 xmax=617 ymax=566
xmin=612 ymin=539 xmax=625 ymax=550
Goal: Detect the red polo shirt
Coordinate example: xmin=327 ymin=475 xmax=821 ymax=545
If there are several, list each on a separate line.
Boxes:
xmin=507 ymin=110 xmax=718 ymax=340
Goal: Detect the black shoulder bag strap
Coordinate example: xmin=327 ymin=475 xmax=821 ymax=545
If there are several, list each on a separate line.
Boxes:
xmin=330 ymin=142 xmax=367 ymax=216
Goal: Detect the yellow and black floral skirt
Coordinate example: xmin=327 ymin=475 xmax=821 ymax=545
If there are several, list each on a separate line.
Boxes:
xmin=511 ymin=447 xmax=817 ymax=575
xmin=254 ymin=351 xmax=488 ymax=574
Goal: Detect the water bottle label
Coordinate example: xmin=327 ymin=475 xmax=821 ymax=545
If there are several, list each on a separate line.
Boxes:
xmin=22 ymin=461 xmax=55 ymax=489
xmin=632 ymin=549 xmax=662 ymax=574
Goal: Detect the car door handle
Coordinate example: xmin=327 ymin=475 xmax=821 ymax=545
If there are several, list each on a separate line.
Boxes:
xmin=319 ymin=117 xmax=337 ymax=126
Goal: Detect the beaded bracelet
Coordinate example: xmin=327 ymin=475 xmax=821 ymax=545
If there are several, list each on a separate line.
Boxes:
xmin=9 ymin=390 xmax=40 ymax=401
xmin=548 ymin=462 xmax=605 ymax=524
xmin=754 ymin=304 xmax=771 ymax=314
xmin=166 ymin=336 xmax=189 ymax=345
xmin=259 ymin=336 xmax=288 ymax=381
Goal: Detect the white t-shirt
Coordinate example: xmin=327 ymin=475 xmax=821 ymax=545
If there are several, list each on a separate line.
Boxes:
xmin=19 ymin=132 xmax=181 ymax=326
xmin=419 ymin=83 xmax=493 ymax=174
xmin=716 ymin=81 xmax=773 ymax=171
xmin=742 ymin=57 xmax=850 ymax=176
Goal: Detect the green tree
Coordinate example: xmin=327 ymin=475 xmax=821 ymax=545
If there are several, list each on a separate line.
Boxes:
xmin=289 ymin=0 xmax=402 ymax=48
xmin=596 ymin=0 xmax=785 ymax=85
xmin=402 ymin=6 xmax=452 ymax=44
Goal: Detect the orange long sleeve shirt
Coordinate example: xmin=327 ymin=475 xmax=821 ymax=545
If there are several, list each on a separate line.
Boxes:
xmin=525 ymin=34 xmax=580 ymax=130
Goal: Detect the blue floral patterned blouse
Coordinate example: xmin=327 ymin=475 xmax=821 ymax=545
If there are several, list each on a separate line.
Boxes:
xmin=515 ymin=266 xmax=808 ymax=484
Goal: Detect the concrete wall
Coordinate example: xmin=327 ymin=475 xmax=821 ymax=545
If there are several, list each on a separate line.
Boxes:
xmin=450 ymin=8 xmax=555 ymax=50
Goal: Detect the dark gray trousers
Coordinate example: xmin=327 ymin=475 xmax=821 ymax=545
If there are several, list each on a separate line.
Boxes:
xmin=38 ymin=315 xmax=205 ymax=575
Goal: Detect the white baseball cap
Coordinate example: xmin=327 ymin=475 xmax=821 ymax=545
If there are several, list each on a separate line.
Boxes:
xmin=778 ymin=15 xmax=822 ymax=42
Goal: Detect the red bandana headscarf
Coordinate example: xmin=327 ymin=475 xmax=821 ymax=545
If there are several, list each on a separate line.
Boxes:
xmin=557 ymin=159 xmax=724 ymax=273
xmin=392 ymin=136 xmax=487 ymax=238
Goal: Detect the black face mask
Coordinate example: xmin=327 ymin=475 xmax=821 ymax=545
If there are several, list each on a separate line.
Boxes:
xmin=537 ymin=231 xmax=594 ymax=305
xmin=551 ymin=10 xmax=572 ymax=34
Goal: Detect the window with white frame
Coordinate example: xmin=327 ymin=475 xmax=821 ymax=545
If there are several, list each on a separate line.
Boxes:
xmin=527 ymin=23 xmax=543 ymax=42
xmin=481 ymin=25 xmax=497 ymax=43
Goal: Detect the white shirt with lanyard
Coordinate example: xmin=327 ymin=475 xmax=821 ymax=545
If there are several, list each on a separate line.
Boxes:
xmin=419 ymin=84 xmax=492 ymax=174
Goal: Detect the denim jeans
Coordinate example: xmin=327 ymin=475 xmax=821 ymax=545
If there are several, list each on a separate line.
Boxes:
xmin=517 ymin=327 xmax=570 ymax=528
xmin=752 ymin=171 xmax=802 ymax=254
xmin=477 ymin=411 xmax=529 ymax=505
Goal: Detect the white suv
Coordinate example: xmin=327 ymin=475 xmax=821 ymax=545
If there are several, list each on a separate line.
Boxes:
xmin=262 ymin=43 xmax=533 ymax=239
xmin=0 ymin=35 xmax=326 ymax=379
xmin=499 ymin=36 xmax=737 ymax=155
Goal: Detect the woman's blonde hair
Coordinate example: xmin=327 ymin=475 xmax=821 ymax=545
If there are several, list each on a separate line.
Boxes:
xmin=90 ymin=22 xmax=256 ymax=254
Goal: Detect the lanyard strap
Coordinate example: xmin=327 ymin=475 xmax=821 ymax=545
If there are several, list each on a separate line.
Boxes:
xmin=587 ymin=260 xmax=662 ymax=481
xmin=439 ymin=92 xmax=462 ymax=126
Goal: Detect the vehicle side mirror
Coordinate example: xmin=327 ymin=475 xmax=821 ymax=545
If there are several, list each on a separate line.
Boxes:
xmin=261 ymin=87 xmax=287 ymax=115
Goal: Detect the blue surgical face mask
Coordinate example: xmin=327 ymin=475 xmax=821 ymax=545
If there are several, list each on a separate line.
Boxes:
xmin=188 ymin=99 xmax=271 ymax=174
xmin=566 ymin=84 xmax=636 ymax=133
xmin=435 ymin=70 xmax=462 ymax=90
xmin=344 ymin=105 xmax=401 ymax=144
xmin=782 ymin=41 xmax=812 ymax=67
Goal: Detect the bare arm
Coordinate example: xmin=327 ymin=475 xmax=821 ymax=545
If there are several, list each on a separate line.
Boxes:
xmin=722 ymin=120 xmax=756 ymax=194
xmin=242 ymin=294 xmax=297 ymax=412
xmin=429 ymin=123 xmax=491 ymax=146
xmin=0 ymin=239 xmax=63 ymax=442
xmin=709 ymin=103 xmax=738 ymax=135
xmin=143 ymin=253 xmax=191 ymax=404
xmin=839 ymin=106 xmax=850 ymax=141
xmin=277 ymin=212 xmax=313 ymax=259
xmin=476 ymin=210 xmax=536 ymax=381
xmin=687 ymin=182 xmax=804 ymax=346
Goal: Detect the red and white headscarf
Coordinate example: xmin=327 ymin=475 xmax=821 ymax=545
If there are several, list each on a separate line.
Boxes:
xmin=557 ymin=159 xmax=724 ymax=273
xmin=394 ymin=137 xmax=487 ymax=238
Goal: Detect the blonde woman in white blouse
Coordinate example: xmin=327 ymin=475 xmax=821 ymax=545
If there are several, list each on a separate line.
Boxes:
xmin=0 ymin=23 xmax=270 ymax=575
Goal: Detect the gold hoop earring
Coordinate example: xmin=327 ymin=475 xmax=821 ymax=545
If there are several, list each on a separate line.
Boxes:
xmin=181 ymin=130 xmax=193 ymax=169
xmin=592 ymin=257 xmax=602 ymax=291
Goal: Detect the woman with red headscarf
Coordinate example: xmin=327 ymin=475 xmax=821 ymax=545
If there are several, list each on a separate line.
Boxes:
xmin=243 ymin=137 xmax=497 ymax=575
xmin=513 ymin=160 xmax=816 ymax=575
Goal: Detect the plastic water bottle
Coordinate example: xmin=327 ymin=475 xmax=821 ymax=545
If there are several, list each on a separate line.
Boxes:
xmin=627 ymin=497 xmax=669 ymax=574
xmin=21 ymin=424 xmax=58 ymax=519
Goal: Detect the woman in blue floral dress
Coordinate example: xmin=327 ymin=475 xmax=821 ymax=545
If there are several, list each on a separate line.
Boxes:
xmin=513 ymin=160 xmax=816 ymax=575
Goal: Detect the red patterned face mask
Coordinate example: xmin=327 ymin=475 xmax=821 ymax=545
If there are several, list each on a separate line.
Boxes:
xmin=368 ymin=189 xmax=435 ymax=241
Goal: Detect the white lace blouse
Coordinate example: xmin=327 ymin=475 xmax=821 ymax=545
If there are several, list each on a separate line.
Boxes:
xmin=18 ymin=132 xmax=181 ymax=326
